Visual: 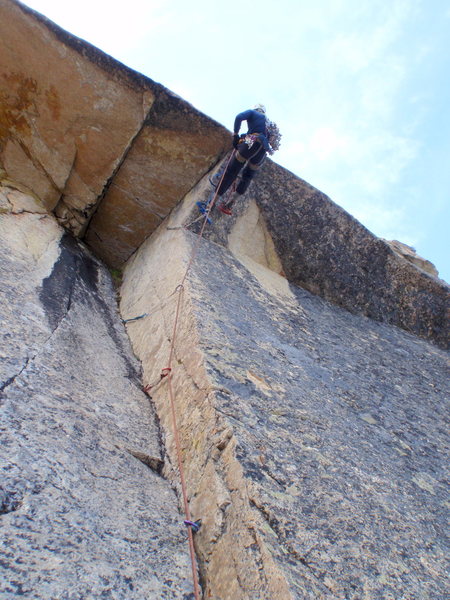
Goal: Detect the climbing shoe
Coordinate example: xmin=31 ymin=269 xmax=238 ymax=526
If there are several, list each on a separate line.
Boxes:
xmin=218 ymin=204 xmax=233 ymax=216
xmin=196 ymin=201 xmax=212 ymax=223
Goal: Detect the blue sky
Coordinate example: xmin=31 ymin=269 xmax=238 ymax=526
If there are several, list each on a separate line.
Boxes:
xmin=22 ymin=0 xmax=450 ymax=283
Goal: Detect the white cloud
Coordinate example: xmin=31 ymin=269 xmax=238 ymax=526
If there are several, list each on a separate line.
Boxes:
xmin=308 ymin=126 xmax=351 ymax=161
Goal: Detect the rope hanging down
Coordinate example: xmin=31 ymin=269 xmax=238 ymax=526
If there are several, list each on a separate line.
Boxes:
xmin=145 ymin=153 xmax=234 ymax=599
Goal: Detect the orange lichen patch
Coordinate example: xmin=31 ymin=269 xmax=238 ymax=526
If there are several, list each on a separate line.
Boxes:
xmin=45 ymin=85 xmax=61 ymax=121
xmin=0 ymin=72 xmax=39 ymax=141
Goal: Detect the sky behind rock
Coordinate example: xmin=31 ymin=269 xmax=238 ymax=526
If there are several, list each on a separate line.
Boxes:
xmin=21 ymin=0 xmax=450 ymax=283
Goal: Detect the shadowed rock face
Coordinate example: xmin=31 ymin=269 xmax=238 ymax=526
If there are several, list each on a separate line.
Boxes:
xmin=84 ymin=90 xmax=230 ymax=266
xmin=0 ymin=185 xmax=193 ymax=599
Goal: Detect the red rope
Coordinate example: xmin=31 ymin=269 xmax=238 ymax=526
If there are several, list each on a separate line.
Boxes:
xmin=180 ymin=151 xmax=235 ymax=287
xmin=165 ymin=285 xmax=201 ymax=598
xmin=156 ymin=153 xmax=234 ymax=598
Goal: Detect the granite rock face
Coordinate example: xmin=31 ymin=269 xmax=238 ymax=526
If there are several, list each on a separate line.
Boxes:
xmin=209 ymin=162 xmax=449 ymax=349
xmin=2 ymin=2 xmax=449 ymax=598
xmin=384 ymin=239 xmax=440 ymax=278
xmin=0 ymin=0 xmax=230 ymax=263
xmin=120 ymin=204 xmax=449 ymax=600
xmin=0 ymin=183 xmax=193 ymax=599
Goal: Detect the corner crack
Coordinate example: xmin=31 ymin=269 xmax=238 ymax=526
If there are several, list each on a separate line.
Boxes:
xmin=0 ymin=357 xmax=31 ymax=398
xmin=126 ymin=449 xmax=164 ymax=475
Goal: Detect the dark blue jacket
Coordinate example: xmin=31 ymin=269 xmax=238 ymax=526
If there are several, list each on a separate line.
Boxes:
xmin=234 ymin=109 xmax=270 ymax=151
xmin=234 ymin=109 xmax=267 ymax=135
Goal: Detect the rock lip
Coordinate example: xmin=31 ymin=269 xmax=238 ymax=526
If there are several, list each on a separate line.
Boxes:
xmin=2 ymin=0 xmax=448 ymax=348
xmin=384 ymin=239 xmax=440 ymax=278
xmin=1 ymin=0 xmax=230 ymax=263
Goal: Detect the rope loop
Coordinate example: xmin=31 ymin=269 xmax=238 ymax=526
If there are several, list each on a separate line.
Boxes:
xmin=168 ymin=283 xmax=185 ymax=299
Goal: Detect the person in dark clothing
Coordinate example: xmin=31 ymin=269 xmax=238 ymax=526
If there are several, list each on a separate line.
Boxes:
xmin=216 ymin=104 xmax=276 ymax=214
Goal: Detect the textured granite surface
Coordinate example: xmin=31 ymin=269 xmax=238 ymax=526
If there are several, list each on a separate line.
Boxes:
xmin=188 ymin=232 xmax=449 ymax=599
xmin=0 ymin=195 xmax=193 ymax=599
xmin=119 ymin=207 xmax=449 ymax=599
xmin=190 ymin=163 xmax=449 ymax=349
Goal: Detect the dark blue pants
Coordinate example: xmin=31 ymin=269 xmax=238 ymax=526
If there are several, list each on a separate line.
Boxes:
xmin=217 ymin=141 xmax=266 ymax=197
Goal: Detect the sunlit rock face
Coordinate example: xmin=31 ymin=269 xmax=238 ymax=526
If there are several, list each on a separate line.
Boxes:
xmin=0 ymin=183 xmax=193 ymax=599
xmin=1 ymin=1 xmax=449 ymax=599
xmin=384 ymin=239 xmax=440 ymax=278
xmin=0 ymin=0 xmax=230 ymax=265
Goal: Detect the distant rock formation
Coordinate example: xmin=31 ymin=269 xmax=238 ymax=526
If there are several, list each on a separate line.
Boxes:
xmin=1 ymin=1 xmax=449 ymax=599
xmin=384 ymin=239 xmax=439 ymax=278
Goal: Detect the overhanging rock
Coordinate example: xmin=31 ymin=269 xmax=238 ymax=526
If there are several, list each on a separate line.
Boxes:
xmin=84 ymin=91 xmax=230 ymax=267
xmin=1 ymin=0 xmax=448 ymax=348
xmin=0 ymin=0 xmax=230 ymax=261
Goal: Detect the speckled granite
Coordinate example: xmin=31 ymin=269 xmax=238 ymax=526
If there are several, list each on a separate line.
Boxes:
xmin=0 ymin=197 xmax=194 ymax=599
xmin=189 ymin=163 xmax=449 ymax=349
xmin=120 ymin=216 xmax=449 ymax=599
xmin=190 ymin=234 xmax=449 ymax=599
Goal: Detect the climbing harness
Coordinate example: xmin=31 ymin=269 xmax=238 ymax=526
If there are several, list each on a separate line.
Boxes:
xmin=143 ymin=152 xmax=234 ymax=599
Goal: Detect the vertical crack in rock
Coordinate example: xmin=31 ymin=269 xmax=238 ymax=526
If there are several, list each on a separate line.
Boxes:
xmin=16 ymin=138 xmax=63 ymax=196
xmin=120 ymin=229 xmax=296 ymax=600
xmin=67 ymin=92 xmax=156 ymax=238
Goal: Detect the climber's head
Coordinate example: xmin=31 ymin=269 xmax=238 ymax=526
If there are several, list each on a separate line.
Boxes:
xmin=253 ymin=103 xmax=266 ymax=114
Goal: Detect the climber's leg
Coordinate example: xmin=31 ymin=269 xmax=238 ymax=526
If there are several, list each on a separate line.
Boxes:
xmin=216 ymin=152 xmax=246 ymax=197
xmin=236 ymin=147 xmax=266 ymax=195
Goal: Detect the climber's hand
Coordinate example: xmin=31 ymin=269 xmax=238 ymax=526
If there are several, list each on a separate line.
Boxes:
xmin=232 ymin=134 xmax=240 ymax=149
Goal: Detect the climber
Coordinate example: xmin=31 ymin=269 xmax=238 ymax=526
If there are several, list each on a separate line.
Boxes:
xmin=215 ymin=104 xmax=281 ymax=215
